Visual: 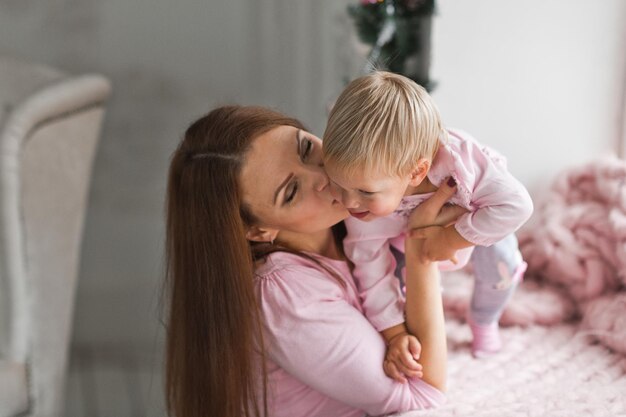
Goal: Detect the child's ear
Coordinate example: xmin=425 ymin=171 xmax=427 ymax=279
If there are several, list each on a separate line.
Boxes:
xmin=245 ymin=226 xmax=279 ymax=243
xmin=408 ymin=158 xmax=431 ymax=186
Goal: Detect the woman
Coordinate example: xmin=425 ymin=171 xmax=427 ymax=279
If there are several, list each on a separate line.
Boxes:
xmin=165 ymin=105 xmax=461 ymax=417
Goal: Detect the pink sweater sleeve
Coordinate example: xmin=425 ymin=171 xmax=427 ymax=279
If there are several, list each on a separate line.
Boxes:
xmin=343 ymin=217 xmax=407 ymax=332
xmin=445 ymin=130 xmax=534 ymax=246
xmin=256 ymin=263 xmax=445 ymax=416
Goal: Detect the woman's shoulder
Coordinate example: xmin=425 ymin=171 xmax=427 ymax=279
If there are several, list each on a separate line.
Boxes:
xmin=253 ymin=251 xmax=350 ymax=306
xmin=255 ymin=251 xmax=347 ymax=281
xmin=254 ymin=251 xmax=319 ymax=277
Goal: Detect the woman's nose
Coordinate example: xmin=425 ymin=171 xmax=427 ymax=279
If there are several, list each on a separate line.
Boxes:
xmin=341 ymin=190 xmax=360 ymax=209
xmin=329 ymin=180 xmax=342 ymax=200
xmin=327 ymin=179 xmax=358 ymax=208
xmin=313 ymin=166 xmax=330 ymax=193
xmin=328 ymin=178 xmax=356 ymax=206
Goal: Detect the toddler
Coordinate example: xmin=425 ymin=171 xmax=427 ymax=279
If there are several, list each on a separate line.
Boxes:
xmin=322 ymin=72 xmax=533 ymax=372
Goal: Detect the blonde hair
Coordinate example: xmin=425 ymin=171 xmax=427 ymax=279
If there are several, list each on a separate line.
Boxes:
xmin=323 ymin=71 xmax=444 ymax=177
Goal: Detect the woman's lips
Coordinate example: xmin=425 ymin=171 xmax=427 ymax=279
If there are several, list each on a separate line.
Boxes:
xmin=350 ymin=210 xmax=369 ymax=219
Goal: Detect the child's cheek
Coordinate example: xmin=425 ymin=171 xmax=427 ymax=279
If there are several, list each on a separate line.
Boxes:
xmin=369 ymin=199 xmax=393 ymax=217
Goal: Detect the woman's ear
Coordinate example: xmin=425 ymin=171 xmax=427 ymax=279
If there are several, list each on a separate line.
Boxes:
xmin=408 ymin=158 xmax=431 ymax=187
xmin=245 ymin=226 xmax=279 ymax=243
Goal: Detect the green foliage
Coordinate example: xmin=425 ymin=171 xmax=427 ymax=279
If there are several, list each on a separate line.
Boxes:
xmin=348 ymin=0 xmax=436 ymax=90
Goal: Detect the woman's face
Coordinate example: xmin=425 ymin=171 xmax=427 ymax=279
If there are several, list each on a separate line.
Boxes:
xmin=240 ymin=125 xmax=349 ymax=239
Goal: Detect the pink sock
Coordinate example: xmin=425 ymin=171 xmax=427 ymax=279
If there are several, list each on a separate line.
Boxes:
xmin=468 ymin=318 xmax=502 ymax=358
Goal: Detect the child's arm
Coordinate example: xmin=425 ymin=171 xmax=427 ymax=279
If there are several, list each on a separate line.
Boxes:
xmin=381 ymin=322 xmax=408 ymax=341
xmin=437 ymin=130 xmax=534 ymax=247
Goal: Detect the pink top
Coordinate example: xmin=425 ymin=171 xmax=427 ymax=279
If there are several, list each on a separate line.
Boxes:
xmin=254 ymin=251 xmax=446 ymax=417
xmin=344 ymin=129 xmax=534 ymax=331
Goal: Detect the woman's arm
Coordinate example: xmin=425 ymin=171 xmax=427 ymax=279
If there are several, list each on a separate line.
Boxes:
xmin=403 ymin=180 xmax=461 ymax=391
xmin=256 ymin=262 xmax=445 ymax=416
xmin=404 ymin=240 xmax=447 ymax=391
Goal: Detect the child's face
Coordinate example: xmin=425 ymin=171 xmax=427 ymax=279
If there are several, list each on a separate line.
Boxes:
xmin=325 ymin=162 xmax=412 ymax=222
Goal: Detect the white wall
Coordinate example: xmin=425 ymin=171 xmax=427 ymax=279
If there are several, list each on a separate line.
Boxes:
xmin=0 ymin=0 xmax=624 ymax=356
xmin=431 ymin=1 xmax=626 ymax=195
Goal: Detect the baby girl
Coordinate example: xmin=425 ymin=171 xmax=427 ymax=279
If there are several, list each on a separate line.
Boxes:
xmin=323 ymin=71 xmax=533 ymax=381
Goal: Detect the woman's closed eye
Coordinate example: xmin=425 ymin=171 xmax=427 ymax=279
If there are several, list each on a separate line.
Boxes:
xmin=284 ymin=181 xmax=299 ymax=205
xmin=284 ymin=133 xmax=320 ymax=205
xmin=300 ymin=137 xmax=313 ymax=160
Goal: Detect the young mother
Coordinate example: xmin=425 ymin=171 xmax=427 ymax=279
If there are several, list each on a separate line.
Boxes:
xmin=165 ymin=105 xmax=461 ymax=417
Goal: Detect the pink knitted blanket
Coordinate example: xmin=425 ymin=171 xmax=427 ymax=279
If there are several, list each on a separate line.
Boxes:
xmin=444 ymin=156 xmax=626 ymax=355
xmin=392 ymin=321 xmax=626 ymax=417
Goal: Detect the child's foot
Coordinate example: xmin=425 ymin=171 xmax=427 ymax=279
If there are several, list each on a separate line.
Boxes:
xmin=468 ymin=319 xmax=502 ymax=358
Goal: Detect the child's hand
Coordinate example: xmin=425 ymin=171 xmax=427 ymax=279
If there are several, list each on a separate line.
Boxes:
xmin=411 ymin=225 xmax=459 ymax=264
xmin=383 ymin=332 xmax=423 ymax=384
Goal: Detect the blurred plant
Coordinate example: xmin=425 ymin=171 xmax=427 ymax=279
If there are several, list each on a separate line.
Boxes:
xmin=348 ymin=0 xmax=436 ymax=90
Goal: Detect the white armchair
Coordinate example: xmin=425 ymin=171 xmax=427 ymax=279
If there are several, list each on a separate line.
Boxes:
xmin=0 ymin=56 xmax=111 ymax=417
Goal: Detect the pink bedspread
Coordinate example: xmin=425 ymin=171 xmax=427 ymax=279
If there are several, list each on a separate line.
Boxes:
xmin=392 ymin=321 xmax=626 ymax=417
xmin=444 ymin=156 xmax=626 ymax=355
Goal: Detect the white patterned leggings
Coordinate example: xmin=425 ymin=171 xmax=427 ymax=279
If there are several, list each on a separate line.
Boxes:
xmin=469 ymin=233 xmax=527 ymax=325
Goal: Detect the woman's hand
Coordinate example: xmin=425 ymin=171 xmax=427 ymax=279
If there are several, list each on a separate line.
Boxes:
xmin=407 ymin=177 xmax=466 ymax=231
xmin=406 ymin=178 xmax=469 ymax=263
xmin=410 ymin=226 xmax=459 ymax=264
xmin=383 ymin=332 xmax=423 ymax=384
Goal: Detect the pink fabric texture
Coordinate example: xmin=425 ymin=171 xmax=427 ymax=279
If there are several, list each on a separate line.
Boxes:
xmin=481 ymin=156 xmax=626 ymax=355
xmin=519 ymin=156 xmax=626 ymax=301
xmin=344 ymin=129 xmax=533 ymax=331
xmin=581 ymin=293 xmax=626 ymax=354
xmin=441 ymin=270 xmax=577 ymax=326
xmin=254 ymin=251 xmax=445 ymax=417
xmin=391 ymin=322 xmax=626 ymax=417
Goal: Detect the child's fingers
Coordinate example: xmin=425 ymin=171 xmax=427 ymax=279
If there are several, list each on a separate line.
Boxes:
xmin=408 ymin=228 xmax=426 ymax=239
xmin=449 ymin=254 xmax=458 ymax=265
xmin=399 ymin=350 xmax=422 ymax=371
xmin=409 ymin=227 xmax=428 ymax=239
xmin=384 ymin=360 xmax=407 ymax=384
xmin=408 ymin=226 xmax=438 ymax=240
xmin=420 ymin=244 xmax=434 ymax=263
xmin=408 ymin=337 xmax=421 ymax=360
xmin=393 ymin=357 xmax=422 ymax=379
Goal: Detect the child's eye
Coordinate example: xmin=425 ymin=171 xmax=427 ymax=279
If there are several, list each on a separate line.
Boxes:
xmin=358 ymin=189 xmax=375 ymax=196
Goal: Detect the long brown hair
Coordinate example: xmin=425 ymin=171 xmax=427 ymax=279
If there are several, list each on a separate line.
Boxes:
xmin=165 ymin=106 xmax=309 ymax=417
